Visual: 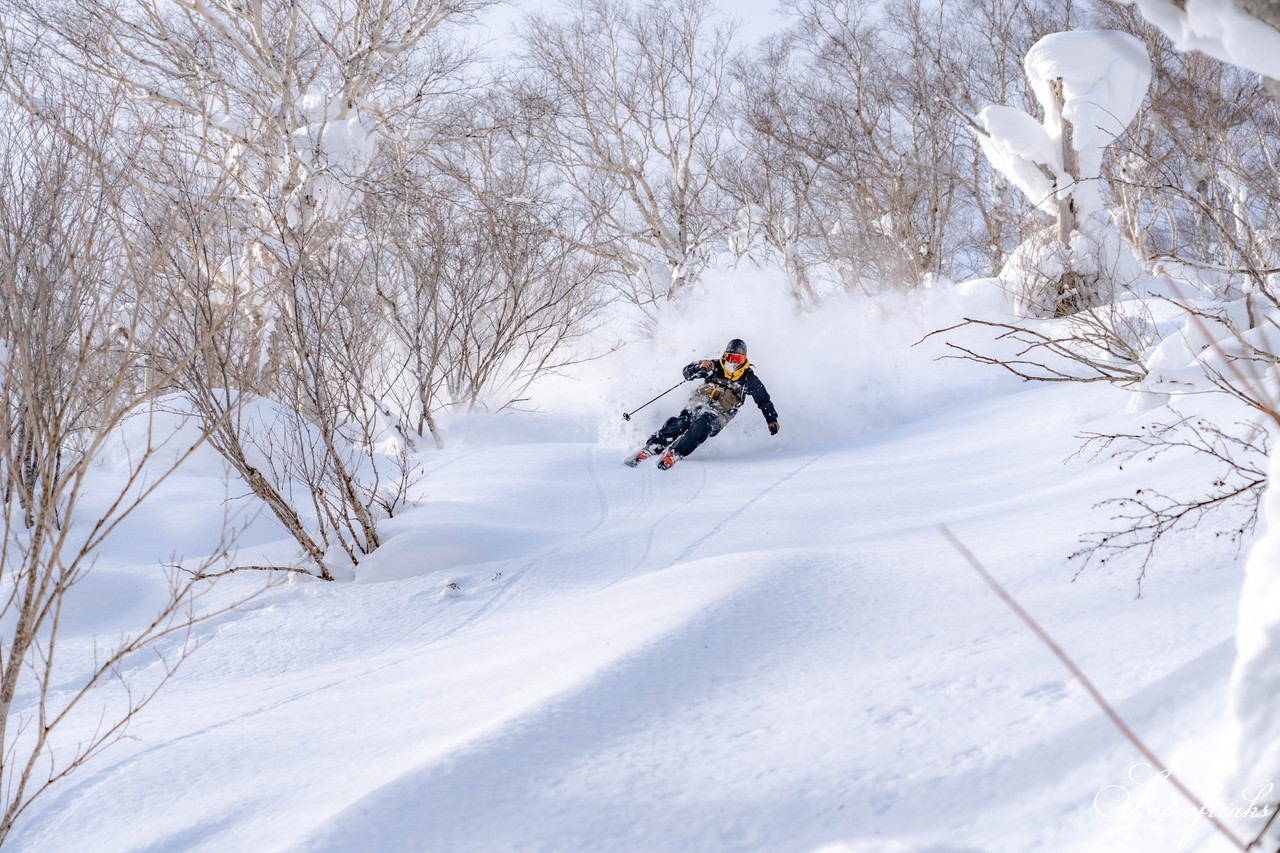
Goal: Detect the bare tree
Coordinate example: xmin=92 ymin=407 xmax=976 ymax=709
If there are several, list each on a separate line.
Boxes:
xmin=365 ymin=131 xmax=610 ymax=421
xmin=733 ymin=0 xmax=910 ymax=294
xmin=517 ymin=0 xmax=738 ymax=310
xmin=0 ymin=84 xmax=256 ymax=843
xmin=141 ymin=192 xmax=415 ymax=577
xmin=142 ymin=225 xmax=340 ymax=578
xmin=923 ymin=306 xmax=1152 ymax=386
xmin=1070 ymin=414 xmax=1269 ymax=594
xmin=3 ymin=0 xmax=499 ymax=573
xmin=11 ymin=0 xmax=493 ymax=239
xmin=732 ymin=0 xmax=1070 ymax=295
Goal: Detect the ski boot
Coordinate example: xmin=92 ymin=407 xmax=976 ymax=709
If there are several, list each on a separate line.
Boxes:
xmin=626 ymin=441 xmax=669 ymax=467
xmin=656 ymin=451 xmax=680 ymax=470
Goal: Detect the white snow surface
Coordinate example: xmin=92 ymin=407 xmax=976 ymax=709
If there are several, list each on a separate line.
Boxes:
xmin=1224 ymin=447 xmax=1280 ymax=812
xmin=5 ymin=270 xmax=1269 ymax=852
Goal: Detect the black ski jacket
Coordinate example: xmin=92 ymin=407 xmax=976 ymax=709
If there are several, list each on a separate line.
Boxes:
xmin=682 ymin=360 xmax=778 ymax=425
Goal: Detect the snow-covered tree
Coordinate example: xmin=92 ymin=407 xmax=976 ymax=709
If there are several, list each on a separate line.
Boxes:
xmin=1122 ymin=0 xmax=1280 ymax=845
xmin=1091 ymin=2 xmax=1280 ymax=307
xmin=970 ymin=29 xmax=1151 ymax=316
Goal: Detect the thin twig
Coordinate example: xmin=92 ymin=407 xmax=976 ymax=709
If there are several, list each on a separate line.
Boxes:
xmin=174 ymin=563 xmax=321 ymax=579
xmin=939 ymin=524 xmax=1249 ymax=851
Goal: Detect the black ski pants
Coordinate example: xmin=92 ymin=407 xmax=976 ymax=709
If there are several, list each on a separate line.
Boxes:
xmin=647 ymin=407 xmax=722 ymax=458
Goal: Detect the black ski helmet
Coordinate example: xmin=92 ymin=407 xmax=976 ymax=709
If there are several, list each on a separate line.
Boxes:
xmin=724 ymin=339 xmax=747 ymax=358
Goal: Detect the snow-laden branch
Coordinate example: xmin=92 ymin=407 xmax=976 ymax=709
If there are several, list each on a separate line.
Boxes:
xmin=974 ymin=30 xmax=1150 ymax=220
xmin=1129 ymin=0 xmax=1280 ymax=81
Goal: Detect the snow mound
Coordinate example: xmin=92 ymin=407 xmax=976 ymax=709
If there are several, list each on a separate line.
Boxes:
xmin=94 ymin=396 xmax=231 ymax=480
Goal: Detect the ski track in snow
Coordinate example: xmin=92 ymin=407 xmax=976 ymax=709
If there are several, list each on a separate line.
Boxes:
xmin=26 ymin=441 xmax=721 ymax=851
xmin=7 ymin=386 xmax=1253 ymax=853
xmin=602 ymin=453 xmax=709 ymax=589
xmin=670 ymin=451 xmax=827 ymax=566
xmin=426 ymin=445 xmax=625 ymax=644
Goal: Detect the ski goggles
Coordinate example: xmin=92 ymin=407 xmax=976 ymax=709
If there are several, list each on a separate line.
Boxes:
xmin=722 ymin=353 xmax=746 ymax=367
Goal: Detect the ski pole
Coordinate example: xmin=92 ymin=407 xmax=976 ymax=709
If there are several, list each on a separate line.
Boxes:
xmin=622 ymin=381 xmax=684 ymax=421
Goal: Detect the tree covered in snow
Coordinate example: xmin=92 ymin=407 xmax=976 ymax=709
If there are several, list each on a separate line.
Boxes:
xmin=1096 ymin=2 xmax=1280 ymax=302
xmin=920 ymin=6 xmax=1280 ymax=616
xmin=1119 ymin=0 xmax=1280 ymax=845
xmin=966 ymin=29 xmax=1151 ymax=316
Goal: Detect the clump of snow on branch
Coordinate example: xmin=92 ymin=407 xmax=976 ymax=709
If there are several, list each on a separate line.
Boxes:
xmin=207 ymin=91 xmax=382 ymax=232
xmin=285 ymin=93 xmax=380 ymax=229
xmin=1026 ymin=31 xmax=1149 ymax=216
xmin=203 ymin=91 xmax=381 ymax=368
xmin=1130 ymin=0 xmax=1280 ymax=79
xmin=974 ymin=105 xmax=1061 ymax=213
xmin=977 ymin=30 xmax=1150 ymax=218
xmin=974 ymin=30 xmax=1151 ymax=316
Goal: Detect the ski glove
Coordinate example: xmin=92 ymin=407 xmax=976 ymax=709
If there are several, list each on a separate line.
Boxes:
xmin=768 ymin=421 xmax=780 ymax=435
xmin=683 ymin=361 xmax=716 ymax=381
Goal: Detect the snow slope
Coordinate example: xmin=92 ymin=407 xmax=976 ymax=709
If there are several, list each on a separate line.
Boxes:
xmin=5 ymin=375 xmax=1256 ymax=852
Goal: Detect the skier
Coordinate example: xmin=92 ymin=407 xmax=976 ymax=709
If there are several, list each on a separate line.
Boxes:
xmin=626 ymin=338 xmax=780 ymax=470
